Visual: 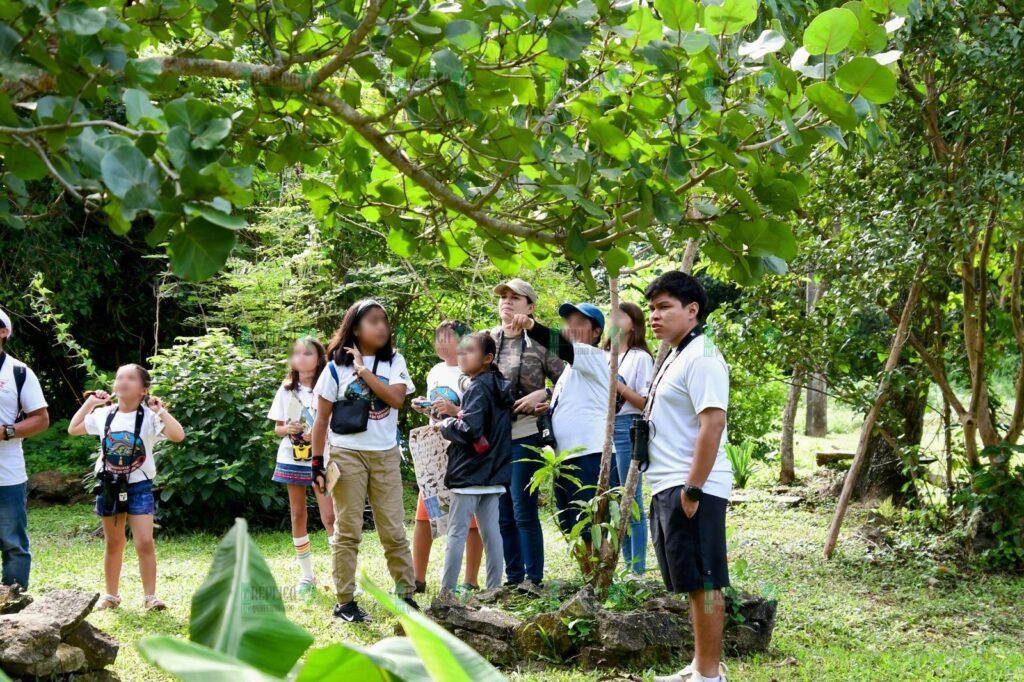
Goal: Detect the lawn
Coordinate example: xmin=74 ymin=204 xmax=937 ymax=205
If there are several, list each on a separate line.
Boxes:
xmin=26 ymin=402 xmax=1024 ymax=681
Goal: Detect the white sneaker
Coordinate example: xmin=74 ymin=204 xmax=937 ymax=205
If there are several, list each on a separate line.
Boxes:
xmin=653 ymin=661 xmax=727 ymax=682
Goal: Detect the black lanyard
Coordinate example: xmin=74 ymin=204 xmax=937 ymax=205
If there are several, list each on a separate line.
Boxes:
xmin=0 ymin=351 xmax=7 ymax=374
xmin=643 ymin=326 xmax=703 ymax=419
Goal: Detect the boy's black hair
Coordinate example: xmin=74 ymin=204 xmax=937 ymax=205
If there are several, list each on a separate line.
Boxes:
xmin=644 ymin=271 xmax=708 ymax=320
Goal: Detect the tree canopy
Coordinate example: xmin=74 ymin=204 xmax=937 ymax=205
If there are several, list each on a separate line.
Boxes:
xmin=2 ymin=0 xmax=908 ymax=282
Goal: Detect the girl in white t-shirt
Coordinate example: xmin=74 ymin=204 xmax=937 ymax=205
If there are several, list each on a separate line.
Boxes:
xmin=68 ymin=364 xmax=185 ymax=611
xmin=604 ymin=302 xmax=654 ymax=573
xmin=267 ymin=337 xmax=335 ymax=596
xmin=311 ymin=299 xmax=417 ymax=622
xmin=409 ymin=320 xmax=482 ymax=594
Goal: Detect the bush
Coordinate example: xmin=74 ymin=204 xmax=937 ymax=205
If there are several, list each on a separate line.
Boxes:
xmin=728 ymin=364 xmax=786 ymax=451
xmin=149 ymin=331 xmax=288 ymax=532
xmin=24 ymin=419 xmax=98 ymax=477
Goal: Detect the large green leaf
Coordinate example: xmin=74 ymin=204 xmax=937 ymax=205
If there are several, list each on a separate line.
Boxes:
xmin=361 ymin=578 xmax=506 ymax=682
xmin=100 ymin=144 xmax=158 ymax=199
xmin=805 ymin=82 xmax=857 ymax=131
xmin=297 ymin=639 xmax=430 ymax=682
xmin=802 ymin=8 xmax=858 ymax=55
xmin=653 ymin=0 xmax=697 ymax=31
xmin=547 ymin=17 xmax=592 ymax=61
xmin=703 ymin=0 xmax=758 ymax=36
xmin=56 ymin=2 xmax=105 ymax=35
xmin=187 ymin=519 xmax=313 ymax=674
xmin=122 ymin=89 xmax=162 ymax=126
xmin=738 ymin=29 xmax=785 ymax=60
xmin=834 ymin=56 xmax=897 ymax=103
xmin=587 ymin=120 xmax=631 ymax=160
xmin=138 ymin=636 xmax=282 ymax=682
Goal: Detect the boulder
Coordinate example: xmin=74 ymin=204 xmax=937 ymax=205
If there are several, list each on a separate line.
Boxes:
xmin=595 ymin=610 xmax=689 ymax=654
xmin=644 ymin=595 xmax=690 ymax=616
xmin=4 ymin=642 xmax=86 ymax=677
xmin=556 ymin=584 xmax=600 ymax=621
xmin=66 ymin=620 xmax=119 ymax=669
xmin=19 ymin=589 xmax=98 ymax=636
xmin=447 ymin=606 xmax=522 ymax=640
xmin=514 ymin=611 xmax=574 ymax=660
xmin=0 ymin=612 xmax=61 ymax=666
xmin=724 ymin=594 xmax=777 ymax=655
xmin=452 ymin=629 xmax=518 ymax=668
xmin=0 ymin=585 xmax=31 ymax=615
xmin=27 ymin=470 xmax=86 ymax=503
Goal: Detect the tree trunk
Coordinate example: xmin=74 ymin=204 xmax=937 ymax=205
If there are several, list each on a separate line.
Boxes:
xmin=852 ymin=368 xmax=926 ymax=504
xmin=804 ymin=276 xmax=828 ymax=436
xmin=779 ymin=370 xmax=803 ymax=484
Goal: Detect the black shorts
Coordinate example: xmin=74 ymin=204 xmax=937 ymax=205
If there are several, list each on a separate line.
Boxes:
xmin=650 ymin=485 xmax=730 ymax=594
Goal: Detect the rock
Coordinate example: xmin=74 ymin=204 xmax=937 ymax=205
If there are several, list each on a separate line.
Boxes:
xmin=644 ymin=595 xmax=689 ymax=616
xmin=774 ymin=495 xmax=804 ymax=507
xmin=19 ymin=589 xmax=98 ymax=636
xmin=0 ymin=584 xmax=31 ymax=615
xmin=0 ymin=612 xmax=61 ymax=666
xmin=556 ymin=584 xmax=600 ymax=621
xmin=474 ymin=586 xmax=511 ymax=605
xmin=724 ymin=594 xmax=777 ymax=655
xmin=27 ymin=470 xmax=90 ymax=504
xmin=65 ymin=620 xmax=119 ymax=669
xmin=69 ymin=671 xmax=121 ymax=682
xmin=453 ymin=628 xmax=518 ymax=668
xmin=4 ymin=642 xmax=86 ymax=677
xmin=595 ymin=610 xmax=689 ymax=655
xmin=514 ymin=610 xmax=574 ymax=660
xmin=447 ymin=606 xmax=523 ymax=640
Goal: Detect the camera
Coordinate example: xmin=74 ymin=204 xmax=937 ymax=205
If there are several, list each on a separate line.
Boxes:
xmin=629 ymin=416 xmax=651 ymax=472
xmin=536 ymin=411 xmax=557 ymax=450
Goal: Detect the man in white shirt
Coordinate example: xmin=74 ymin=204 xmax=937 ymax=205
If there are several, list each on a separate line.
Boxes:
xmin=0 ymin=308 xmax=50 ymax=590
xmin=642 ymin=275 xmax=732 ymax=682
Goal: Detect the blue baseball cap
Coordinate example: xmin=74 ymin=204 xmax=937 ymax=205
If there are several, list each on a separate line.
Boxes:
xmin=558 ymin=302 xmax=605 ymax=331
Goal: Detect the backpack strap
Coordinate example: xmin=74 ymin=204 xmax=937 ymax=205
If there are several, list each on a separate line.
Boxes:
xmin=13 ymin=364 xmax=26 ymax=420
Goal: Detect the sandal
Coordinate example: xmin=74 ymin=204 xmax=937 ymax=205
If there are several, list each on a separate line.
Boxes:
xmin=95 ymin=594 xmax=121 ymax=610
xmin=144 ymin=595 xmax=167 ymax=611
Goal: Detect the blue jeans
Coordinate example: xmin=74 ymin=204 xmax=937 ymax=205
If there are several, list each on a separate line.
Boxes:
xmin=553 ymin=452 xmax=601 ymax=536
xmin=610 ymin=413 xmax=647 ymax=573
xmin=498 ymin=434 xmax=545 ymax=584
xmin=0 ymin=482 xmax=31 ymax=589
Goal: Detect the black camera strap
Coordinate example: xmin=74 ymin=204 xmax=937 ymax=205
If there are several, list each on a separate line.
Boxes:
xmin=641 ymin=326 xmax=703 ymax=421
xmin=494 ymin=329 xmax=527 ymax=397
xmin=102 ymin=404 xmax=146 ymax=475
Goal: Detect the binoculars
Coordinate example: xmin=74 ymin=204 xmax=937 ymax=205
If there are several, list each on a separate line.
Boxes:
xmin=629 ymin=416 xmax=651 ymax=472
xmin=93 ymin=470 xmax=130 ymax=515
xmin=536 ymin=411 xmax=557 ymax=450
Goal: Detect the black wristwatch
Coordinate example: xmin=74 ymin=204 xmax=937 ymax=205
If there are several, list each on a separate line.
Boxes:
xmin=2 ymin=425 xmax=14 ymax=441
xmin=684 ymin=484 xmax=703 ymax=502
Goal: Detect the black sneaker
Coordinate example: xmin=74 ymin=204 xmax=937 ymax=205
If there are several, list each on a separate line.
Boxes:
xmin=401 ymin=595 xmax=421 ymax=611
xmin=414 ymin=580 xmax=427 ymax=594
xmin=333 ymin=600 xmax=370 ymax=623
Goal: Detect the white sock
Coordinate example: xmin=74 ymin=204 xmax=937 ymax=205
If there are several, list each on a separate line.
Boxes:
xmin=293 ymin=535 xmax=314 ymax=581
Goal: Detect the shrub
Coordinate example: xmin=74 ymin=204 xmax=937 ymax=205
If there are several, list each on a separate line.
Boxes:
xmin=725 ymin=442 xmax=757 ymax=489
xmin=727 ymin=363 xmax=786 ymax=452
xmin=149 ymin=331 xmax=287 ymax=532
xmin=24 ymin=419 xmax=98 ymax=476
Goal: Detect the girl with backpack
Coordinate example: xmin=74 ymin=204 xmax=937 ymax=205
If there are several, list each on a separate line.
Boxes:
xmin=438 ymin=332 xmax=514 ymax=593
xmin=310 ymin=299 xmax=417 ymax=623
xmin=267 ymin=337 xmax=335 ymax=596
xmin=68 ymin=364 xmax=185 ymax=611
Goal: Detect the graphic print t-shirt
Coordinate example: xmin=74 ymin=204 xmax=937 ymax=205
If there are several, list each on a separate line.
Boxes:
xmin=86 ymin=404 xmax=166 ymax=484
xmin=313 ymin=352 xmax=415 ymax=451
xmin=267 ymin=384 xmax=326 ymax=465
xmin=425 ymin=362 xmax=466 ymax=425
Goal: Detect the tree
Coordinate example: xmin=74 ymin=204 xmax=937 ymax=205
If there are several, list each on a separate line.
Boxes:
xmin=3 ymin=0 xmax=907 ymax=287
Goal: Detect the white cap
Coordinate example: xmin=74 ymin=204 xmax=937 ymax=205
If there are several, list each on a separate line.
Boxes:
xmin=0 ymin=308 xmax=10 ymax=337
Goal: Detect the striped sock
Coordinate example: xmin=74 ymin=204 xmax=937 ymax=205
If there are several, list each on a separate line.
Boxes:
xmin=293 ymin=535 xmax=314 ymax=581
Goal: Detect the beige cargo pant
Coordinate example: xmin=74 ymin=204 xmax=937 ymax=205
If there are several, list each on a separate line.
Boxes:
xmin=329 ymin=445 xmax=415 ymax=604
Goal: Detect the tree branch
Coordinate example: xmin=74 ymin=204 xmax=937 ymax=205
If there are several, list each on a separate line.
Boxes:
xmin=308 ymin=0 xmax=383 ymax=89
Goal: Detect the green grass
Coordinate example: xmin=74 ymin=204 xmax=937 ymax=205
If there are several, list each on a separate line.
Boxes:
xmin=26 ymin=403 xmax=1024 ymax=681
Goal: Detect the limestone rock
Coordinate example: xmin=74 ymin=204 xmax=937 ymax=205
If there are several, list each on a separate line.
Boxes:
xmin=66 ymin=620 xmax=119 ymax=669
xmin=453 ymin=628 xmax=518 ymax=668
xmin=447 ymin=606 xmax=522 ymax=640
xmin=27 ymin=470 xmax=85 ymax=503
xmin=514 ymin=610 xmax=574 ymax=660
xmin=19 ymin=589 xmax=98 ymax=636
xmin=0 ymin=612 xmax=60 ymax=666
xmin=556 ymin=584 xmax=600 ymax=621
xmin=4 ymin=642 xmax=86 ymax=677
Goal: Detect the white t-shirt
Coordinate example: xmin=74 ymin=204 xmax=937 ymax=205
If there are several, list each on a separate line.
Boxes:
xmin=313 ymin=353 xmax=415 ymax=452
xmin=425 ymin=362 xmax=467 ymax=425
xmin=86 ymin=404 xmax=167 ymax=485
xmin=645 ymin=334 xmax=732 ymax=500
xmin=0 ymin=355 xmax=48 ymax=486
xmin=267 ymin=384 xmax=327 ymax=465
xmin=550 ymin=344 xmax=610 ymax=460
xmin=616 ymin=348 xmax=654 ymax=417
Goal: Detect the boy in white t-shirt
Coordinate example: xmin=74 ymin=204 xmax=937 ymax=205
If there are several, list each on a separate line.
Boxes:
xmin=0 ymin=308 xmax=50 ymax=590
xmin=644 ymin=273 xmax=732 ymax=682
xmin=68 ymin=364 xmax=186 ymax=612
xmin=409 ymin=321 xmax=483 ymax=594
